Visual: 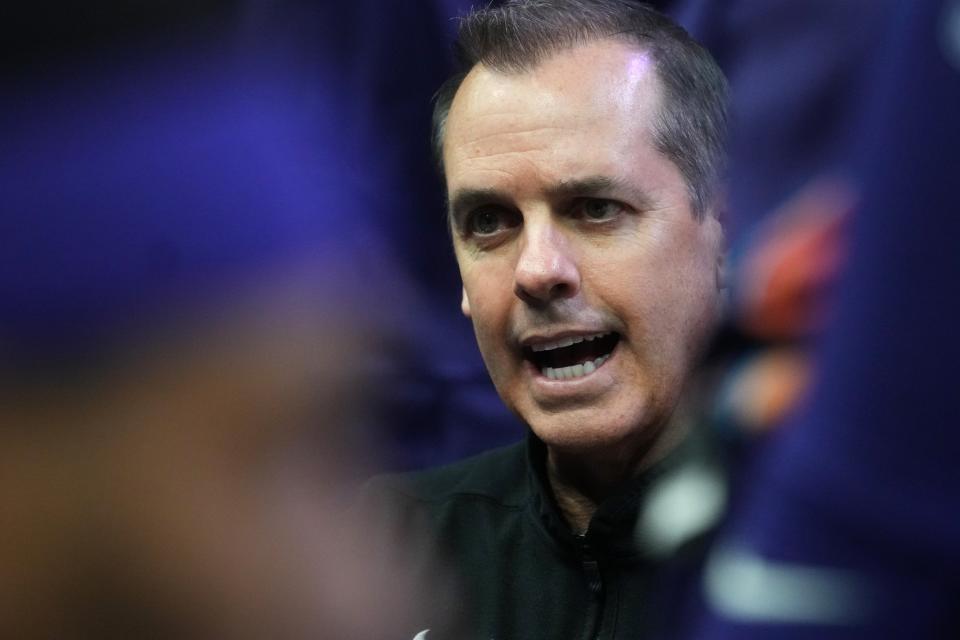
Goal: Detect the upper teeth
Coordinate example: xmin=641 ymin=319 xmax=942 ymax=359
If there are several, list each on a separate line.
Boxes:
xmin=530 ymin=331 xmax=610 ymax=352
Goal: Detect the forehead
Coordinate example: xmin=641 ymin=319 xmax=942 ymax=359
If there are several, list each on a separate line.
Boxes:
xmin=443 ymin=40 xmax=665 ymax=194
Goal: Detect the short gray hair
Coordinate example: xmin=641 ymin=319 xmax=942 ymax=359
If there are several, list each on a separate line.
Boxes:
xmin=432 ymin=0 xmax=728 ymax=219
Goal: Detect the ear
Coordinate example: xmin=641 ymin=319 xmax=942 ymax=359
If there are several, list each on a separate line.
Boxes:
xmin=703 ymin=209 xmax=727 ymax=293
xmin=461 ymin=286 xmax=472 ymax=318
xmin=717 ymin=248 xmax=729 ymax=293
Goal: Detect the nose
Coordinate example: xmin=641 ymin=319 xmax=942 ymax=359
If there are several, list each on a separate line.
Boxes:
xmin=514 ymin=222 xmax=581 ymax=306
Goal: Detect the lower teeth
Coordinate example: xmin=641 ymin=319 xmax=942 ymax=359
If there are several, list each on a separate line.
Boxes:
xmin=543 ymin=355 xmax=610 ymax=380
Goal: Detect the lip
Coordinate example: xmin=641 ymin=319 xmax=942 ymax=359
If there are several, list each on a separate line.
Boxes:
xmin=522 ymin=339 xmax=620 ymax=398
xmin=519 ymin=328 xmax=614 ymax=349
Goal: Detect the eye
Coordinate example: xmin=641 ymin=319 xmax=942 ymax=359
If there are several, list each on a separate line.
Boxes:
xmin=575 ymin=198 xmax=624 ymax=221
xmin=466 ymin=207 xmax=518 ymax=236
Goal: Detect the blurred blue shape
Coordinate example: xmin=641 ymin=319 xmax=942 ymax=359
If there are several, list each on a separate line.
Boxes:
xmin=691 ymin=1 xmax=960 ymax=636
xmin=0 ymin=32 xmax=367 ymax=370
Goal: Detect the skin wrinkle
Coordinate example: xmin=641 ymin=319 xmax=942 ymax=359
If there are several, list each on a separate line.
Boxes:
xmin=459 ymin=123 xmax=578 ymax=148
xmin=454 ymin=150 xmax=558 ymax=196
xmin=460 ymin=145 xmax=557 ymax=166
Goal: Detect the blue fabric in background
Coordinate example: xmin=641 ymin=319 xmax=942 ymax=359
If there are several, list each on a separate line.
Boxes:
xmin=0 ymin=43 xmax=357 ymax=365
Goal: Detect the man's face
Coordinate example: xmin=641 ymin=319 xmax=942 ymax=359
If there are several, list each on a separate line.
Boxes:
xmin=445 ymin=40 xmax=723 ymax=458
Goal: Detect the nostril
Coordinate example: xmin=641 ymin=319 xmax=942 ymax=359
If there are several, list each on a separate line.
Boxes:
xmin=514 ymin=280 xmax=575 ymax=306
xmin=550 ymin=282 xmax=572 ymax=297
xmin=514 ymin=283 xmax=541 ymax=305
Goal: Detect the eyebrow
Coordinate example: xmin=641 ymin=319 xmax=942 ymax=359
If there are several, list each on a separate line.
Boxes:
xmin=545 ymin=176 xmax=654 ymax=208
xmin=447 ymin=175 xmax=656 ymax=228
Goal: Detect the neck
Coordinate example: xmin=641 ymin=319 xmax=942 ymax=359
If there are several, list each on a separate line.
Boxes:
xmin=544 ymin=419 xmax=687 ymax=535
xmin=545 ymin=454 xmax=605 ymax=535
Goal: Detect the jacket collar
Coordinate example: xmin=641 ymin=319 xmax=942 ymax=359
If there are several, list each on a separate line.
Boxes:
xmin=523 ymin=429 xmax=725 ymax=560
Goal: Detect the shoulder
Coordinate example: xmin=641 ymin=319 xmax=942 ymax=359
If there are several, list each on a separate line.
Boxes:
xmin=359 ymin=440 xmax=530 ymax=514
xmin=352 ymin=442 xmax=533 ymax=637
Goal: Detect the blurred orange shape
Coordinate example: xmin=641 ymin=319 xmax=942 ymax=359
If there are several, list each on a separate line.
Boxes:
xmin=739 ymin=179 xmax=857 ymax=340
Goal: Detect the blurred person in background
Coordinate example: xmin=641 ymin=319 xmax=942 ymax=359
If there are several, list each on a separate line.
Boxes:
xmin=683 ymin=0 xmax=960 ymax=637
xmin=0 ymin=2 xmax=428 ymax=637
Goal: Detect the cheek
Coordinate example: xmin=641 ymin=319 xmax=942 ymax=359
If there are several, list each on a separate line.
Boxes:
xmin=469 ymin=307 xmax=511 ymax=380
xmin=587 ymin=235 xmax=718 ymax=357
xmin=463 ymin=263 xmax=512 ymax=332
xmin=461 ymin=275 xmax=520 ymax=389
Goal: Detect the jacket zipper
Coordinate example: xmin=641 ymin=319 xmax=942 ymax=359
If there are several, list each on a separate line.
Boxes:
xmin=578 ymin=535 xmax=604 ymax=640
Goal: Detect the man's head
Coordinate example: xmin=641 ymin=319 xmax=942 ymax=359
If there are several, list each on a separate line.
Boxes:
xmin=437 ymin=0 xmax=728 ymax=464
xmin=433 ymin=0 xmax=727 ymax=220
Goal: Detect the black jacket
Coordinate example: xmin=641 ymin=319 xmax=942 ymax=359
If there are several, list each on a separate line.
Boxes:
xmin=361 ymin=433 xmax=724 ymax=640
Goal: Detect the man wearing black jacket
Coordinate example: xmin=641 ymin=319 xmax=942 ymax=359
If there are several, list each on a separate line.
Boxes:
xmin=363 ymin=2 xmax=729 ymax=638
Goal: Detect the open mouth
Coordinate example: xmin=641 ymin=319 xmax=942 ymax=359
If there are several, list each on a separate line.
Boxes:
xmin=522 ymin=332 xmax=620 ymax=380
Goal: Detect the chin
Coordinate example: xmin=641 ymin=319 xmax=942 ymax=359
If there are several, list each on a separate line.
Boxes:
xmin=523 ymin=398 xmax=663 ymax=457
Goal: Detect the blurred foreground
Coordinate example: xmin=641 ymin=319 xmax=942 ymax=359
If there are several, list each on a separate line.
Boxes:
xmin=0 ymin=3 xmax=430 ymax=637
